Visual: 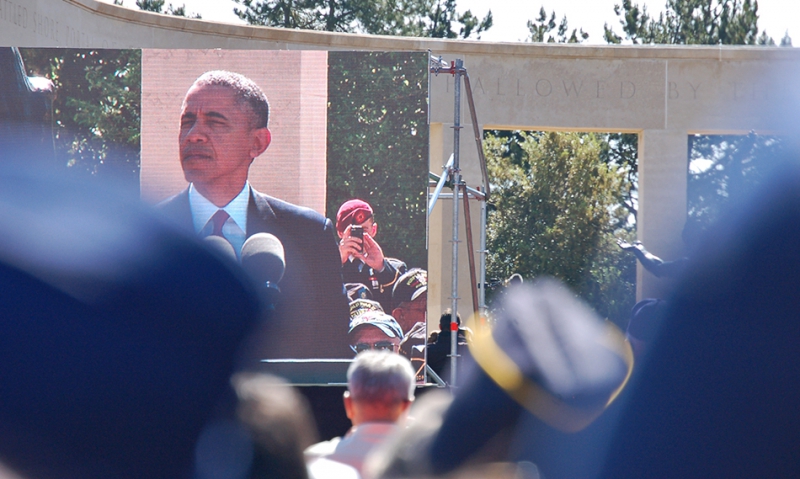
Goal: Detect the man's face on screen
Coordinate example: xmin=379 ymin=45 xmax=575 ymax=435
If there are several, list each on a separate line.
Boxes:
xmin=395 ymin=296 xmax=427 ymax=332
xmin=179 ymin=84 xmax=268 ymax=198
xmin=349 ymin=326 xmax=400 ymax=355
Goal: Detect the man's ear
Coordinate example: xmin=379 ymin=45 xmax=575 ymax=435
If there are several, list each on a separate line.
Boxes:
xmin=250 ymin=127 xmax=271 ymax=159
xmin=392 ymin=308 xmax=403 ymax=323
xmin=371 ymin=223 xmax=378 ymax=237
xmin=343 ymin=391 xmax=355 ymax=420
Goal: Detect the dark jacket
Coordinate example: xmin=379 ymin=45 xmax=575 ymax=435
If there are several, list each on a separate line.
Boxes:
xmin=157 ymin=187 xmax=351 ymax=360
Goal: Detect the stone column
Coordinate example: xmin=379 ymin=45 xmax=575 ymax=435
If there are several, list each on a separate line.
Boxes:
xmin=637 ymin=129 xmax=688 ymax=300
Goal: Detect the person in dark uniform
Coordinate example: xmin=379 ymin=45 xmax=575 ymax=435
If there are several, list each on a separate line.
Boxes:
xmin=336 ymin=199 xmax=406 ymax=312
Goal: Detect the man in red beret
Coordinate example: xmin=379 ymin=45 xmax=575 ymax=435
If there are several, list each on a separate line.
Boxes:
xmin=336 ymin=199 xmax=406 ymax=312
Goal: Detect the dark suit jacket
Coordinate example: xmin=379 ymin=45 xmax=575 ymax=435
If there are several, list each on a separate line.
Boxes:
xmin=158 ymin=187 xmax=351 ymax=360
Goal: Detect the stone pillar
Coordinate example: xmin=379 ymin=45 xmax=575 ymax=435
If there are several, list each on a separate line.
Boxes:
xmin=637 ymin=129 xmax=688 ymax=300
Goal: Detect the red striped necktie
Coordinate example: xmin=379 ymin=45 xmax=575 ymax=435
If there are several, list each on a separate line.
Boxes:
xmin=209 ymin=209 xmax=230 ymax=237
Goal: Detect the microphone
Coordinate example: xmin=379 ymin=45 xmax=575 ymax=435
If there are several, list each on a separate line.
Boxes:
xmin=202 ymin=235 xmax=237 ymax=264
xmin=240 ymin=233 xmax=286 ymax=295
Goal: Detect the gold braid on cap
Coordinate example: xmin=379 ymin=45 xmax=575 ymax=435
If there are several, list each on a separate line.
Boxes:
xmin=468 ymin=315 xmax=633 ymax=433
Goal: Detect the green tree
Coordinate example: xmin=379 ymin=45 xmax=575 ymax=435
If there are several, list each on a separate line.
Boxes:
xmin=19 ymin=49 xmax=141 ymax=191
xmin=603 ymin=0 xmax=773 ymax=45
xmin=233 ymin=0 xmax=491 ymax=38
xmin=688 ymin=132 xmax=785 ymax=227
xmin=425 ymin=0 xmax=493 ymax=39
xmin=779 ymin=30 xmax=793 ymax=47
xmin=326 ymin=52 xmax=429 ymax=270
xmin=527 ymin=7 xmax=588 ymax=43
xmin=113 ymin=0 xmax=201 ymax=18
xmin=485 ymin=131 xmax=635 ymax=326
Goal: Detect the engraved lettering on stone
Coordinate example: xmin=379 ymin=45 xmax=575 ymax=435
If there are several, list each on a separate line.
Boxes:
xmin=475 ymin=77 xmax=486 ymax=94
xmin=32 ymin=11 xmax=59 ymax=40
xmin=562 ymin=80 xmax=583 ymax=97
xmin=535 ymin=79 xmax=552 ymax=97
xmin=1 ymin=1 xmax=28 ymax=29
xmin=688 ymin=82 xmax=700 ymax=99
xmin=517 ymin=78 xmax=521 ymax=96
xmin=620 ymin=81 xmax=635 ymax=99
xmin=65 ymin=25 xmax=94 ymax=47
xmin=496 ymin=78 xmax=505 ymax=95
xmin=668 ymin=81 xmax=679 ymax=99
xmin=596 ymin=81 xmax=605 ymax=98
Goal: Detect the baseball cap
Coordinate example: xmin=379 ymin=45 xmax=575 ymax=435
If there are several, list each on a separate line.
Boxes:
xmin=349 ymin=298 xmax=384 ymax=319
xmin=392 ymin=268 xmax=427 ymax=309
xmin=336 ymin=199 xmax=373 ymax=235
xmin=348 ymin=310 xmax=404 ymax=339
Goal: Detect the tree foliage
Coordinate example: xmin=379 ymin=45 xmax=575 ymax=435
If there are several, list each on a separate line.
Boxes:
xmin=600 ymin=133 xmax=639 ymax=225
xmin=688 ymin=132 xmax=786 ymax=227
xmin=19 ymin=49 xmax=141 ymax=191
xmin=603 ymin=0 xmax=778 ymax=45
xmin=233 ymin=0 xmax=491 ymax=38
xmin=128 ymin=0 xmax=201 ymax=18
xmin=527 ymin=7 xmax=588 ymax=43
xmin=425 ymin=0 xmax=493 ymax=39
xmin=326 ymin=52 xmax=429 ymax=270
xmin=485 ymin=131 xmax=635 ymax=326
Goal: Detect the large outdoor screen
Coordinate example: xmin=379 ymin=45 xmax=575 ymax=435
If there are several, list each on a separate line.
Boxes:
xmin=5 ymin=47 xmax=429 ymax=383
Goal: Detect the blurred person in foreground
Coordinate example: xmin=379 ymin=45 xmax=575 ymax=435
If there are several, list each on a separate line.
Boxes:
xmin=597 ymin=160 xmax=800 ymax=478
xmin=195 ymin=372 xmax=358 ymax=479
xmin=366 ymin=278 xmax=633 ymax=479
xmin=0 ymin=166 xmax=262 ymax=478
xmin=369 ymin=159 xmax=800 ymax=479
xmin=306 ymin=351 xmax=416 ymax=475
xmin=336 ymin=199 xmax=406 ymax=312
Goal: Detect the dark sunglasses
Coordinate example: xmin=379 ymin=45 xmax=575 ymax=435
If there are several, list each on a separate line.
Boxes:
xmin=350 ymin=341 xmax=397 ymax=353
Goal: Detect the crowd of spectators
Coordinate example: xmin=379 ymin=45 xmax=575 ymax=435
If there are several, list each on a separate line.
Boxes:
xmin=3 ymin=47 xmax=798 ymax=479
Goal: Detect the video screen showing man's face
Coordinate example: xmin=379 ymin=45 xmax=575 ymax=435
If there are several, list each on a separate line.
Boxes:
xmin=140 ymin=50 xmax=429 ymax=368
xmin=7 ymin=48 xmax=429 ymax=377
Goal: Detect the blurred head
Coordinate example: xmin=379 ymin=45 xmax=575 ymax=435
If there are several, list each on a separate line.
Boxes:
xmin=439 ymin=309 xmax=461 ymax=332
xmin=220 ymin=373 xmax=317 ymax=479
xmin=343 ymin=351 xmax=415 ymax=426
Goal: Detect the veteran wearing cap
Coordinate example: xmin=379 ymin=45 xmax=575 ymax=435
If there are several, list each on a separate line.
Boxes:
xmin=391 ymin=269 xmax=428 ymax=372
xmin=336 ymin=199 xmax=407 ymax=312
xmin=348 ymin=310 xmax=405 ymax=356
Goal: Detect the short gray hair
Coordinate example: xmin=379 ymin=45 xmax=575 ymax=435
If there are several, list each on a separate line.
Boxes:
xmin=347 ymin=351 xmax=415 ymax=404
xmin=190 ymin=70 xmax=270 ymax=128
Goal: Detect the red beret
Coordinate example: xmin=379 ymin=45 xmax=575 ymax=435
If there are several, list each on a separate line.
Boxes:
xmin=336 ymin=199 xmax=373 ymax=235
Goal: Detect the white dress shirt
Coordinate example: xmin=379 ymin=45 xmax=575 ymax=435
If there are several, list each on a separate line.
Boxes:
xmin=189 ymin=182 xmax=250 ymax=257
